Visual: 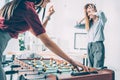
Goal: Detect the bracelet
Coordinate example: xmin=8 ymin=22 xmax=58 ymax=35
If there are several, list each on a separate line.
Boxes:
xmin=46 ymin=16 xmax=51 ymax=20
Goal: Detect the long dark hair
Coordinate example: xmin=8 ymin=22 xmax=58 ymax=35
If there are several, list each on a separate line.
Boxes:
xmin=0 ymin=0 xmax=44 ymax=20
xmin=84 ymin=3 xmax=97 ymax=30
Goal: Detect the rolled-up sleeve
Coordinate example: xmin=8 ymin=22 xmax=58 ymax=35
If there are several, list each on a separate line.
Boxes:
xmin=24 ymin=3 xmax=46 ymax=36
xmin=98 ymin=11 xmax=107 ymax=26
xmin=74 ymin=23 xmax=85 ymax=29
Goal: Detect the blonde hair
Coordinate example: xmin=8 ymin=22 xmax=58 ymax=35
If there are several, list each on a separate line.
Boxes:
xmin=84 ymin=9 xmax=89 ymax=31
xmin=0 ymin=0 xmax=44 ymax=20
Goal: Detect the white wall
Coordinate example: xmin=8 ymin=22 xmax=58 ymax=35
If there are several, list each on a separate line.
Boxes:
xmin=102 ymin=0 xmax=120 ymax=80
xmin=0 ymin=0 xmax=5 ymax=8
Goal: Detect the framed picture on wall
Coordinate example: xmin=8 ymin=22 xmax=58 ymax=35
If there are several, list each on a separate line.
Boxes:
xmin=74 ymin=33 xmax=88 ymax=50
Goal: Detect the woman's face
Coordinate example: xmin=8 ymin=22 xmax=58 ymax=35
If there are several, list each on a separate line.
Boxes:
xmin=86 ymin=5 xmax=96 ymax=19
xmin=41 ymin=0 xmax=50 ymax=8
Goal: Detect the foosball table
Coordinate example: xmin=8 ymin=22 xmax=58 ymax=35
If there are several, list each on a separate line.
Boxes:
xmin=5 ymin=57 xmax=115 ymax=80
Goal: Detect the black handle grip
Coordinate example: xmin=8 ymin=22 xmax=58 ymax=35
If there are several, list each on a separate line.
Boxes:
xmin=71 ymin=72 xmax=90 ymax=76
xmin=5 ymin=70 xmax=18 ymax=75
xmin=11 ymin=65 xmax=21 ymax=68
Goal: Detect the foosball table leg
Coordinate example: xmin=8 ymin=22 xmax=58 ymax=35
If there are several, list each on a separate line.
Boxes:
xmin=82 ymin=54 xmax=88 ymax=66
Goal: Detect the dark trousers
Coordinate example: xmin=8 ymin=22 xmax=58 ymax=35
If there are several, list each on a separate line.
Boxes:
xmin=0 ymin=30 xmax=11 ymax=80
xmin=87 ymin=41 xmax=105 ymax=68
